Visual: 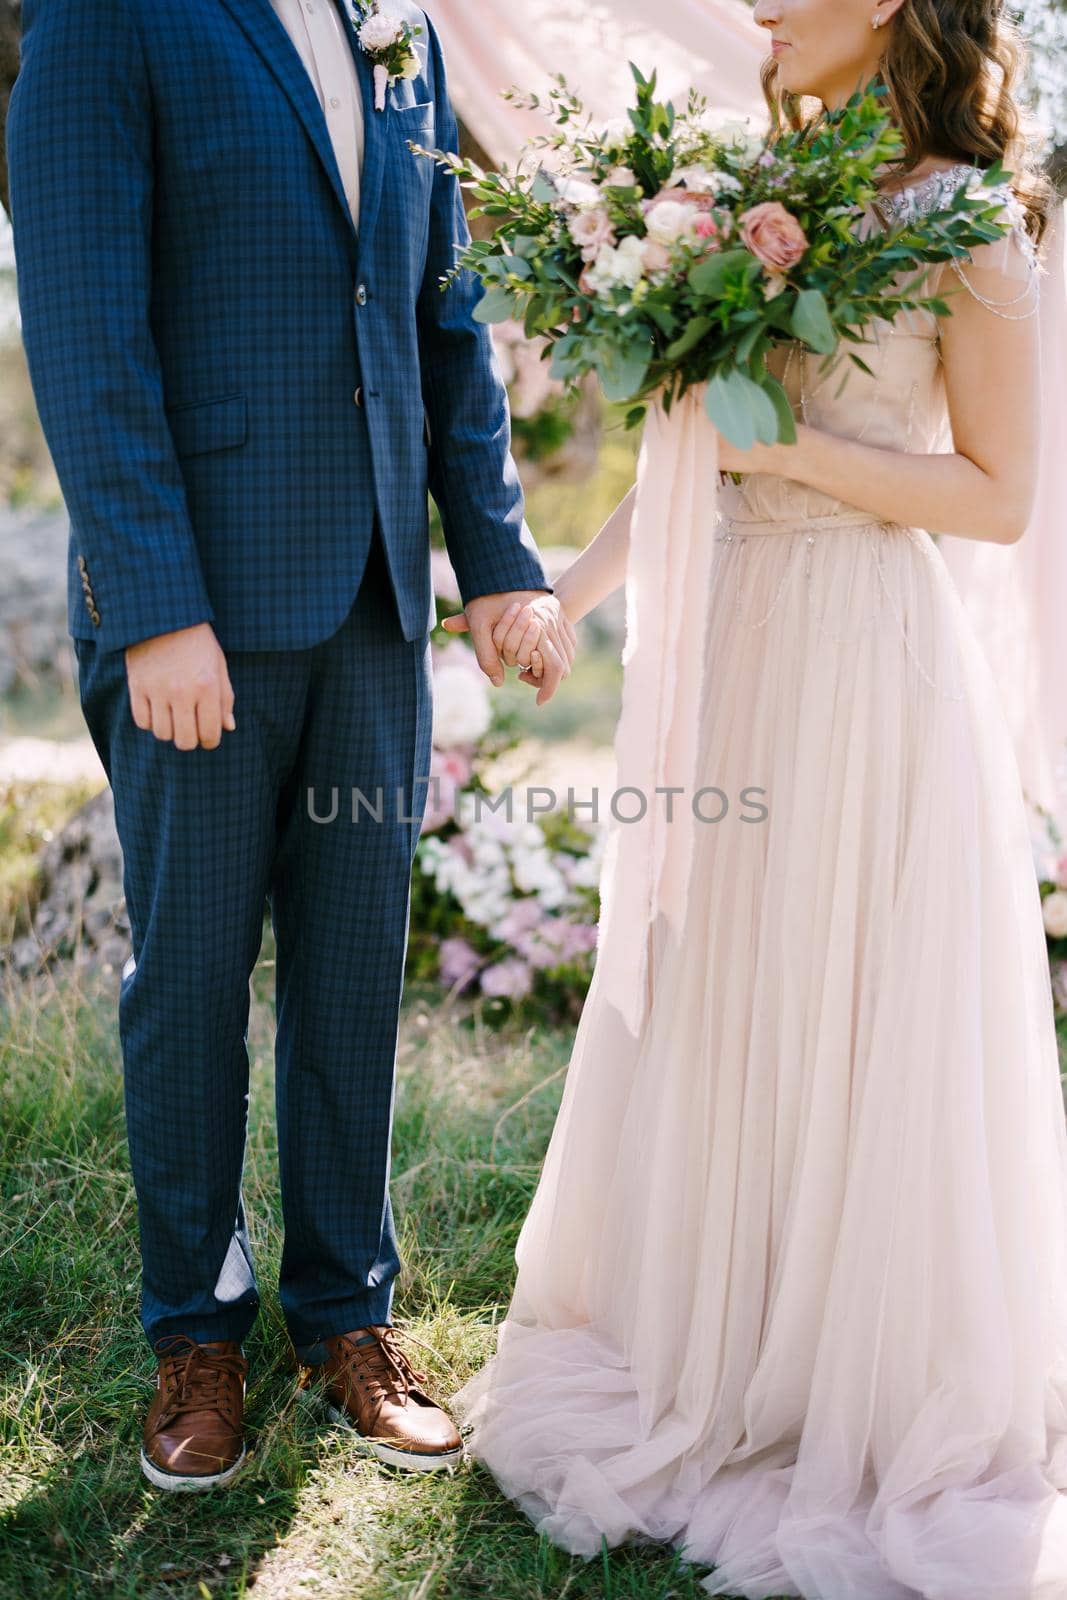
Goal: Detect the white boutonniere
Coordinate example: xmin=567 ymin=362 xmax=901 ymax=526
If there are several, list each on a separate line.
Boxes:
xmin=346 ymin=1 xmax=422 ymax=110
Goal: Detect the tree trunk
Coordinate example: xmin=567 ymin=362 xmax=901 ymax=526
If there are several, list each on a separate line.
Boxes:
xmin=0 ymin=1 xmax=20 ymax=221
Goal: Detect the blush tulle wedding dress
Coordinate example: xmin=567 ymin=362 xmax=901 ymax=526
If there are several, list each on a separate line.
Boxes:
xmin=451 ymin=165 xmax=1067 ymax=1599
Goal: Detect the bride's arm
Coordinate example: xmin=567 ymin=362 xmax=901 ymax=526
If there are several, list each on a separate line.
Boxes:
xmin=551 ymin=483 xmax=636 ymax=625
xmin=717 ymin=231 xmax=1042 ymax=545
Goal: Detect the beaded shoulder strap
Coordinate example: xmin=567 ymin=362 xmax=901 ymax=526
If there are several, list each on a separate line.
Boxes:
xmin=871 ymin=161 xmax=1040 ymax=276
xmin=871 ymin=161 xmax=977 ymax=226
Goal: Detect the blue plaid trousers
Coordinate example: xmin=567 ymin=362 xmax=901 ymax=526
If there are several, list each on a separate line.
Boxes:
xmin=74 ymin=524 xmax=433 ymax=1356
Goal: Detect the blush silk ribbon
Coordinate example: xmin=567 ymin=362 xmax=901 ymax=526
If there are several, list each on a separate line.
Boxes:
xmin=594 ymin=388 xmax=721 ymax=1039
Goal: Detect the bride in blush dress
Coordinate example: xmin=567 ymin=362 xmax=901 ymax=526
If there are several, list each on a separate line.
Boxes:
xmin=447 ymin=1 xmax=1067 ymax=1597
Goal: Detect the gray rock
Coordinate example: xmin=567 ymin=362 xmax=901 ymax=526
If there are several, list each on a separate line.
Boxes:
xmin=2 ymin=784 xmax=129 ymax=981
xmin=0 ymin=504 xmax=73 ymax=697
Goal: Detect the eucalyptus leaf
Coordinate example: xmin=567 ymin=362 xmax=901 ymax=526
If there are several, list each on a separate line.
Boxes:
xmin=748 ymin=379 xmax=780 ymax=445
xmin=597 ymin=342 xmax=651 ymax=402
xmin=791 ymin=287 xmax=836 ymax=353
xmin=704 ymin=369 xmax=757 ymax=449
xmin=472 ymin=285 xmax=517 ymax=324
xmin=688 ymin=248 xmax=752 ymax=299
xmin=761 ymin=373 xmax=797 ymax=445
xmin=665 ymin=316 xmax=713 ymax=360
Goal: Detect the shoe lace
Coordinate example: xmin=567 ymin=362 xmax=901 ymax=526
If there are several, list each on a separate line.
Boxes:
xmin=337 ymin=1325 xmax=429 ymax=1407
xmin=154 ymin=1335 xmax=247 ymax=1426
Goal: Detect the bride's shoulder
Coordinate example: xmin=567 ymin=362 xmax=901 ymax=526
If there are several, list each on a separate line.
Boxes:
xmin=872 ymin=162 xmax=1040 ymax=276
xmin=871 ymin=161 xmax=979 ymax=221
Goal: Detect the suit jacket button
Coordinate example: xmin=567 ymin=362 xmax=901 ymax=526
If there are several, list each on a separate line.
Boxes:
xmin=77 ymin=554 xmax=87 ymax=573
xmin=89 ymin=608 xmax=101 ymax=626
xmin=355 ymin=283 xmax=368 ymax=306
xmin=353 ymin=386 xmax=363 ymax=406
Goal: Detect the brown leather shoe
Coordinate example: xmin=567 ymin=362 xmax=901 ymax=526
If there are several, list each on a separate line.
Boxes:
xmin=298 ymin=1325 xmax=463 ymax=1472
xmin=140 ymin=1334 xmax=249 ymax=1491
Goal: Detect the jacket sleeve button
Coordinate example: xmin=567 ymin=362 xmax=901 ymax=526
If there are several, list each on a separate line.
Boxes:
xmin=353 ymin=386 xmax=363 ymax=406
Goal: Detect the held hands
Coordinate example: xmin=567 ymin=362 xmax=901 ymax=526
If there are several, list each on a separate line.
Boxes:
xmin=125 ymin=622 xmax=236 ymax=750
xmin=440 ymin=590 xmax=577 ymax=706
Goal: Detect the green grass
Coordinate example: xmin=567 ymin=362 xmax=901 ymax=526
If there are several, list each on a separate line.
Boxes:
xmin=3 ymin=875 xmax=1066 ymax=1599
xmin=0 ymin=939 xmax=729 ymax=1600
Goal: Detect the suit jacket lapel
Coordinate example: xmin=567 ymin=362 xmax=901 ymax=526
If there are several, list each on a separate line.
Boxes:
xmin=333 ymin=1 xmax=387 ymax=253
xmin=216 ymin=0 xmax=359 ymax=246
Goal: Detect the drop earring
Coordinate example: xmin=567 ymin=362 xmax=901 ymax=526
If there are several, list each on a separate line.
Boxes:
xmin=872 ymin=13 xmax=881 ymax=25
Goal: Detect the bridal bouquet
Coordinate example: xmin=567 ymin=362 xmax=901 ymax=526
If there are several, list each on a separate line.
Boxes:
xmin=412 ymin=69 xmax=1017 ymax=447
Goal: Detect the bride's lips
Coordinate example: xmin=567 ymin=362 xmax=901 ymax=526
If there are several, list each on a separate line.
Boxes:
xmin=771 ymin=39 xmax=791 ymax=54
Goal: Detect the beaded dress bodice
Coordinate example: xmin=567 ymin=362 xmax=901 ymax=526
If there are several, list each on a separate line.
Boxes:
xmin=718 ymin=160 xmax=1043 ymax=531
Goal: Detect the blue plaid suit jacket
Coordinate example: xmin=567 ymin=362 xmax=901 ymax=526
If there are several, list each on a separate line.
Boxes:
xmin=6 ymin=0 xmax=552 ymax=652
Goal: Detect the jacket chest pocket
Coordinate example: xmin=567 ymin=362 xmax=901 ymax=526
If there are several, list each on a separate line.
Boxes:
xmin=389 ymin=104 xmax=435 ymax=184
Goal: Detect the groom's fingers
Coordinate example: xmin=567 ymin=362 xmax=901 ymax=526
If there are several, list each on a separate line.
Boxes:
xmin=468 ymin=617 xmax=506 ymax=687
xmin=129 ymin=686 xmax=153 ymax=733
xmin=440 ymin=611 xmax=469 ymax=633
xmin=169 ymin=700 xmax=200 ymax=753
xmin=195 ymin=693 xmax=223 ymax=751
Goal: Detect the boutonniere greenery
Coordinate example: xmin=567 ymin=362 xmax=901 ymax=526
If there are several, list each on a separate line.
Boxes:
xmin=347 ymin=1 xmax=422 ymax=110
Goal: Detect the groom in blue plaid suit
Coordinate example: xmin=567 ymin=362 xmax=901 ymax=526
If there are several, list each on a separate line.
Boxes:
xmin=7 ymin=0 xmax=573 ymax=1485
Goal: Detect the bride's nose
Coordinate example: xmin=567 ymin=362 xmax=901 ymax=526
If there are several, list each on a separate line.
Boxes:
xmin=752 ymin=1 xmax=782 ymax=26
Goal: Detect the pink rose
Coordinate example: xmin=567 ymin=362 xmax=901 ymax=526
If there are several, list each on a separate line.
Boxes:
xmin=693 ymin=213 xmax=723 ymax=250
xmin=640 ymin=237 xmax=672 ymax=276
xmin=736 ymin=200 xmax=808 ymax=272
xmin=568 ymin=207 xmax=616 ymax=263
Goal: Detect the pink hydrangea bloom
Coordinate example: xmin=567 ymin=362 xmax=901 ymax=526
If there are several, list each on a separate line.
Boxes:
xmin=439 ymin=936 xmax=482 ymax=992
xmin=480 ymin=956 xmax=534 ymax=1001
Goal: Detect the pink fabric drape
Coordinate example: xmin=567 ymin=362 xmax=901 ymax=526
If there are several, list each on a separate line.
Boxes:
xmin=429 ymin=0 xmax=767 ymax=166
xmin=430 ymin=0 xmax=1067 ymax=832
xmin=593 ymin=392 xmax=720 ymax=1039
xmin=936 ymin=197 xmax=1067 ymax=819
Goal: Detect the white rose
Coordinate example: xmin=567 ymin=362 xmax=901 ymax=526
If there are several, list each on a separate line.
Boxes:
xmin=600 ymin=117 xmax=632 ymax=149
xmin=358 ymin=12 xmax=403 ymax=50
xmin=644 ymin=200 xmax=696 ymax=244
xmin=705 ymin=117 xmax=763 ymax=161
xmin=604 ymin=165 xmax=637 ymax=187
xmin=1043 ymin=890 xmax=1067 ymax=939
xmin=668 ymin=164 xmax=716 ymax=194
xmin=552 ymin=173 xmax=602 ymax=208
xmin=586 ymin=234 xmax=645 ymax=293
xmin=612 ymin=233 xmax=647 ymax=286
xmin=432 ymin=662 xmax=492 ymax=748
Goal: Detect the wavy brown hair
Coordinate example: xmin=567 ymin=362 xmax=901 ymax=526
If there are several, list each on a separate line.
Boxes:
xmin=759 ymin=0 xmax=1054 ymax=256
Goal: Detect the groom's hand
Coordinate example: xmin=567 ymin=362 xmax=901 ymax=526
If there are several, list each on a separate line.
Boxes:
xmin=441 ymin=591 xmax=576 ymax=705
xmin=125 ymin=622 xmax=237 ymax=751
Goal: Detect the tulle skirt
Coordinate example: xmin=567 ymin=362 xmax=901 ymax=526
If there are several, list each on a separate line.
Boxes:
xmin=452 ymin=513 xmax=1067 ymax=1600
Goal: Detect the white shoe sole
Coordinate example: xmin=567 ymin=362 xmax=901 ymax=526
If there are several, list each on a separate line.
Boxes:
xmin=139 ymin=1443 xmax=248 ymax=1492
xmin=321 ymin=1401 xmax=464 ymax=1472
